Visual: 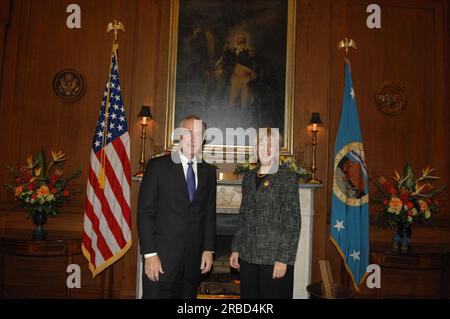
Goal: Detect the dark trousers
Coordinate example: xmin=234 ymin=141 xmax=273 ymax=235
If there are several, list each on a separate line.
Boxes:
xmin=142 ymin=255 xmax=200 ymax=299
xmin=239 ymin=259 xmax=294 ymax=299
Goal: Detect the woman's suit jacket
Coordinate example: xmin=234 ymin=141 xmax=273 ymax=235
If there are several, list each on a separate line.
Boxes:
xmin=231 ymin=166 xmax=301 ymax=265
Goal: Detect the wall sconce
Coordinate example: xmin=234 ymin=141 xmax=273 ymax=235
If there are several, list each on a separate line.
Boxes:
xmin=134 ymin=105 xmax=153 ymax=177
xmin=308 ymin=112 xmax=322 ymax=184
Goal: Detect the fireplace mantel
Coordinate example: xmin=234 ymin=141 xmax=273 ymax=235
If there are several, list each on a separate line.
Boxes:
xmin=135 ymin=177 xmax=321 ymax=299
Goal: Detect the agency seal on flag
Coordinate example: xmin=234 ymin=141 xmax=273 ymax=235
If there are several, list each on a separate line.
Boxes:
xmin=333 ymin=142 xmax=369 ymax=206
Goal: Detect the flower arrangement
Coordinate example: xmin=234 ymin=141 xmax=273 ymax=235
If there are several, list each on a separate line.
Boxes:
xmin=373 ymin=162 xmax=446 ymax=229
xmin=5 ymin=150 xmax=81 ymax=216
xmin=234 ymin=155 xmax=311 ymax=182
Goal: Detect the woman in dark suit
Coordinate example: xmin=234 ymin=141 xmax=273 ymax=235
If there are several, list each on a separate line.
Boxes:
xmin=230 ymin=129 xmax=301 ymax=299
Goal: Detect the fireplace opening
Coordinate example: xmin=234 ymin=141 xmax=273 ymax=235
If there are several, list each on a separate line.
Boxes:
xmin=198 ymin=213 xmax=240 ymax=298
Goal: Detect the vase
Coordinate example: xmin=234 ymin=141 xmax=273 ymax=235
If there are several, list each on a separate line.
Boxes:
xmin=32 ymin=209 xmax=48 ymax=240
xmin=392 ymin=222 xmax=412 ymax=254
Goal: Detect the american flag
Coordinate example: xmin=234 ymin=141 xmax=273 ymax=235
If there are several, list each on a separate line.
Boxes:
xmin=82 ymin=47 xmax=132 ymax=277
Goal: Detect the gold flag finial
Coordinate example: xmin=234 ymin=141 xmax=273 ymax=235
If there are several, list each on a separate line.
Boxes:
xmin=338 ymin=38 xmax=357 ymax=59
xmin=107 ymin=20 xmax=125 ymax=43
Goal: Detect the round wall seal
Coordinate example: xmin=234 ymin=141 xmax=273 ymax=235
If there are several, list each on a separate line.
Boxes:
xmin=374 ymin=81 xmax=407 ymax=115
xmin=53 ymin=68 xmax=86 ymax=102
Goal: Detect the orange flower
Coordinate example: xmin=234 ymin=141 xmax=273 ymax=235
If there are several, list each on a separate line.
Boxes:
xmin=388 ymin=197 xmax=403 ymax=213
xmin=37 ymin=185 xmax=50 ymax=197
xmin=14 ymin=186 xmax=23 ymax=197
xmin=418 ymin=200 xmax=428 ymax=211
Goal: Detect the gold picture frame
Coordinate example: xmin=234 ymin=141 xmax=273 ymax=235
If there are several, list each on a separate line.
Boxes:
xmin=165 ymin=0 xmax=296 ymax=158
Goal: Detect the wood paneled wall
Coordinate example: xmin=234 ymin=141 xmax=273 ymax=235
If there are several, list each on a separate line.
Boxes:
xmin=0 ymin=0 xmax=448 ymax=298
xmin=0 ymin=0 xmax=10 ymax=86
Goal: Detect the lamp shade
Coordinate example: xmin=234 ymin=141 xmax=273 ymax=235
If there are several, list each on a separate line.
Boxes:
xmin=138 ymin=105 xmax=153 ymax=119
xmin=309 ymin=112 xmax=322 ymax=125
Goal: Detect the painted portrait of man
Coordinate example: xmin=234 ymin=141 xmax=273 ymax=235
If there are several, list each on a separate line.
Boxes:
xmin=173 ymin=0 xmax=289 ymax=147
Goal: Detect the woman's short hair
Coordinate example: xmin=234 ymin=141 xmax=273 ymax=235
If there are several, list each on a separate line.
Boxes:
xmin=251 ymin=128 xmax=283 ymax=161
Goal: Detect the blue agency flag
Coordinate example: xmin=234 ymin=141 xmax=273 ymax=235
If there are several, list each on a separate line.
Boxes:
xmin=330 ymin=61 xmax=369 ymax=290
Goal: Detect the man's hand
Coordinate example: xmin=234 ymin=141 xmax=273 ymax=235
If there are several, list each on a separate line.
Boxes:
xmin=272 ymin=261 xmax=287 ymax=279
xmin=200 ymin=251 xmax=214 ymax=274
xmin=229 ymin=252 xmax=240 ymax=269
xmin=145 ymin=255 xmax=164 ymax=282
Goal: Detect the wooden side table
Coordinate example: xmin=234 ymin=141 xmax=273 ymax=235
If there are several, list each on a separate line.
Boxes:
xmin=371 ymin=243 xmax=449 ymax=298
xmin=0 ymin=229 xmax=82 ymax=298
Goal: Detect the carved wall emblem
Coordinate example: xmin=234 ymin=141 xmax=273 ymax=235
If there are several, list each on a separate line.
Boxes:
xmin=375 ymin=81 xmax=408 ymax=115
xmin=53 ymin=68 xmax=86 ymax=102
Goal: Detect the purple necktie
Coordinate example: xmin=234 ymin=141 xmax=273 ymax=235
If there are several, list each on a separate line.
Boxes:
xmin=186 ymin=161 xmax=196 ymax=202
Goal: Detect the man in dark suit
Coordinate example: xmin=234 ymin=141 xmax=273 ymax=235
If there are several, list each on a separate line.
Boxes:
xmin=137 ymin=115 xmax=217 ymax=299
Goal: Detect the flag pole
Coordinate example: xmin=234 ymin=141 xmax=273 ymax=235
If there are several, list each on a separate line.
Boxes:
xmin=99 ymin=20 xmax=125 ymax=189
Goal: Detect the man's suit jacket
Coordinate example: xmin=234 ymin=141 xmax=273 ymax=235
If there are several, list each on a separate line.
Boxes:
xmin=137 ymin=153 xmax=217 ymax=279
xmin=231 ymin=167 xmax=301 ymax=265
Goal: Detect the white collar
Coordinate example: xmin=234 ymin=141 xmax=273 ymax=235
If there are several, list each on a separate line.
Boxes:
xmin=178 ymin=150 xmax=197 ymax=165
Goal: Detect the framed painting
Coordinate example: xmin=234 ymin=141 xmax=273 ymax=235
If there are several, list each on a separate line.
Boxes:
xmin=165 ymin=0 xmax=296 ymax=158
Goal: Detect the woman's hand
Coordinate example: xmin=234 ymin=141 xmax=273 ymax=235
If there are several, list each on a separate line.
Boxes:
xmin=229 ymin=252 xmax=240 ymax=269
xmin=272 ymin=261 xmax=287 ymax=279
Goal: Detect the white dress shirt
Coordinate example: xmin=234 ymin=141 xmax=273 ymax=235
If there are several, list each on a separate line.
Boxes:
xmin=144 ymin=151 xmax=198 ymax=258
